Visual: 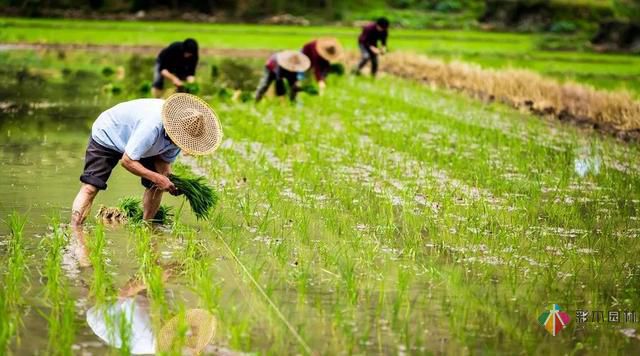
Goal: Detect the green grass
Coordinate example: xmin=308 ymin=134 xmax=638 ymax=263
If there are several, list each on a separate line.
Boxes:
xmin=1 ymin=17 xmax=640 ymax=94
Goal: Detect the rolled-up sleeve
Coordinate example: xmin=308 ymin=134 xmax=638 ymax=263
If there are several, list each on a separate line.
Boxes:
xmin=124 ymin=124 xmax=160 ymax=161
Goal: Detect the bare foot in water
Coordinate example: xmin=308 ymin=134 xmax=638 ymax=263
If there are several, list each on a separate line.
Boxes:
xmin=70 ymin=225 xmax=91 ymax=268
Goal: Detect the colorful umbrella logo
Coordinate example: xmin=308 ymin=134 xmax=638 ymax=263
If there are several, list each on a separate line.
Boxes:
xmin=538 ymin=304 xmax=571 ymax=336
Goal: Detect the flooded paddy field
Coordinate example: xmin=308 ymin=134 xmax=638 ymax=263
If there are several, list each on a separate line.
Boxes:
xmin=1 ymin=49 xmax=640 ymax=354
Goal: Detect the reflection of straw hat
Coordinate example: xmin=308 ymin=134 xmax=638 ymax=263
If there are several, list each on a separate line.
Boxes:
xmin=316 ymin=37 xmax=343 ymax=63
xmin=156 ymin=309 xmax=217 ymax=354
xmin=276 ymin=50 xmax=311 ymax=72
xmin=162 ymin=94 xmax=223 ymax=155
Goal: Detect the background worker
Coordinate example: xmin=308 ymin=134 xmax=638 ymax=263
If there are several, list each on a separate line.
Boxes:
xmin=255 ymin=50 xmax=311 ymax=102
xmin=354 ymin=17 xmax=390 ymax=77
xmin=301 ymin=37 xmax=343 ymax=95
xmin=152 ymin=38 xmax=199 ymax=98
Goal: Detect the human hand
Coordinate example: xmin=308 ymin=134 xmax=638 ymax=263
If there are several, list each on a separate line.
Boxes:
xmin=154 ymin=174 xmax=177 ymax=194
xmin=369 ymin=46 xmax=380 ymax=54
xmin=186 ymin=76 xmax=195 ymax=83
xmin=173 ymin=78 xmax=184 ymax=87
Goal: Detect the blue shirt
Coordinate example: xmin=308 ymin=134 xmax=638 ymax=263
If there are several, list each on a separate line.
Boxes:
xmin=92 ymin=99 xmax=181 ymax=162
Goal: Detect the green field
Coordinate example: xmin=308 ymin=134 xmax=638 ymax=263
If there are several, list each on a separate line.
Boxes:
xmin=2 ymin=17 xmax=640 ymax=94
xmin=1 ymin=18 xmax=640 ymax=354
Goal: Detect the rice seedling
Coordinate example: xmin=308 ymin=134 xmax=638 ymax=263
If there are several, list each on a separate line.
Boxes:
xmin=88 ymin=223 xmax=116 ymax=305
xmin=117 ymin=196 xmax=173 ymax=224
xmin=42 ymin=219 xmax=75 ymax=355
xmin=0 ymin=212 xmax=28 ymax=353
xmin=169 ymin=174 xmax=219 ymax=220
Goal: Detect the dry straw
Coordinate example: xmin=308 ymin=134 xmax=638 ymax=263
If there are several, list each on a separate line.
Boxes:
xmin=374 ymin=52 xmax=640 ymax=133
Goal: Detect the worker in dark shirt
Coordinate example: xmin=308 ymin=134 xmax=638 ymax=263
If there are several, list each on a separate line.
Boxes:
xmin=354 ymin=17 xmax=389 ymax=77
xmin=301 ymin=37 xmax=343 ymax=95
xmin=152 ymin=39 xmax=199 ymax=98
xmin=255 ymin=50 xmax=310 ymax=103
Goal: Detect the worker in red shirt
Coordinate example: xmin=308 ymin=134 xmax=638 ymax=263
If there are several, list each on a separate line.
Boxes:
xmin=301 ymin=37 xmax=343 ymax=94
xmin=354 ymin=17 xmax=389 ymax=77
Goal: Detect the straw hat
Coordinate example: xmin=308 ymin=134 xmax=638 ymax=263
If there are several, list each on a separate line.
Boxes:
xmin=276 ymin=50 xmax=311 ymax=72
xmin=316 ymin=37 xmax=343 ymax=63
xmin=156 ymin=309 xmax=217 ymax=354
xmin=162 ymin=94 xmax=223 ymax=155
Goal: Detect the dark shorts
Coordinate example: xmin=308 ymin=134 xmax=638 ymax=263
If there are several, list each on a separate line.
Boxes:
xmin=152 ymin=62 xmax=164 ymax=90
xmin=80 ymin=138 xmax=158 ymax=190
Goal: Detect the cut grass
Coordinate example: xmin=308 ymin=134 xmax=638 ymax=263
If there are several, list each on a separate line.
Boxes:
xmin=379 ymin=52 xmax=640 ymax=132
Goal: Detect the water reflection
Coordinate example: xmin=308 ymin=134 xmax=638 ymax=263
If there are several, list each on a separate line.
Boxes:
xmin=87 ymin=295 xmax=155 ymax=354
xmin=574 ymin=145 xmax=601 ymax=177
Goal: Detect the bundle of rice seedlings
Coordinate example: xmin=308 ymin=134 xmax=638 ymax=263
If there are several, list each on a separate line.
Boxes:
xmin=117 ymin=197 xmax=173 ymax=224
xmin=169 ymin=174 xmax=218 ymax=220
xmin=118 ymin=196 xmax=143 ymax=222
xmin=154 ymin=205 xmax=174 ymax=224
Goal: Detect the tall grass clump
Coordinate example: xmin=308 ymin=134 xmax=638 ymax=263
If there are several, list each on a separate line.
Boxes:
xmin=0 ymin=212 xmax=28 ymax=353
xmin=42 ymin=220 xmax=75 ymax=355
xmin=169 ymin=174 xmax=218 ymax=220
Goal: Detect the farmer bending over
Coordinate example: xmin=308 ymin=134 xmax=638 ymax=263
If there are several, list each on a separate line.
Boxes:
xmin=152 ymin=38 xmax=199 ymax=98
xmin=70 ymin=94 xmax=222 ymax=263
xmin=301 ymin=38 xmax=343 ymax=95
xmin=354 ymin=17 xmax=389 ymax=77
xmin=255 ymin=50 xmax=311 ymax=102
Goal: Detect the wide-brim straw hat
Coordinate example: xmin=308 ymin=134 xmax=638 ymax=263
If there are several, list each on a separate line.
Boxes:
xmin=162 ymin=94 xmax=223 ymax=155
xmin=276 ymin=50 xmax=311 ymax=72
xmin=316 ymin=37 xmax=343 ymax=63
xmin=156 ymin=309 xmax=217 ymax=353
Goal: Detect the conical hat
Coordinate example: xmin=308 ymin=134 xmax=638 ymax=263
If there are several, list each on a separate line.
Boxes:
xmin=162 ymin=94 xmax=223 ymax=155
xmin=156 ymin=309 xmax=217 ymax=354
xmin=276 ymin=50 xmax=311 ymax=72
xmin=315 ymin=37 xmax=343 ymax=63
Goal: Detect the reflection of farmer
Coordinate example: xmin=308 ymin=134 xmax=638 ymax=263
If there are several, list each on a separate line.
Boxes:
xmin=354 ymin=17 xmax=389 ymax=77
xmin=84 ymin=265 xmax=217 ymax=354
xmin=70 ymin=94 xmax=222 ymax=264
xmin=152 ymin=39 xmax=199 ymax=98
xmin=301 ymin=38 xmax=343 ymax=95
xmin=254 ymin=51 xmax=311 ymax=102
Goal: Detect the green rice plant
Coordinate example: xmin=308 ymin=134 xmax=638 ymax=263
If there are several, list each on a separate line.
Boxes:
xmin=42 ymin=219 xmax=75 ymax=355
xmin=169 ymin=174 xmax=218 ymax=220
xmin=131 ymin=225 xmax=169 ymax=327
xmin=0 ymin=212 xmax=28 ymax=353
xmin=88 ymin=223 xmax=116 ymax=305
xmin=117 ymin=196 xmax=173 ymax=224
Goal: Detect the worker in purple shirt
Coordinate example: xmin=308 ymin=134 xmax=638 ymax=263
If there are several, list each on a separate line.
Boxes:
xmin=301 ymin=38 xmax=343 ymax=95
xmin=254 ymin=50 xmax=311 ymax=102
xmin=354 ymin=17 xmax=389 ymax=77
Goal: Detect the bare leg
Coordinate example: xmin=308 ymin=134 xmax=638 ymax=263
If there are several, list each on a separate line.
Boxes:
xmin=143 ymin=187 xmax=163 ymax=221
xmin=70 ymin=183 xmax=98 ymax=267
